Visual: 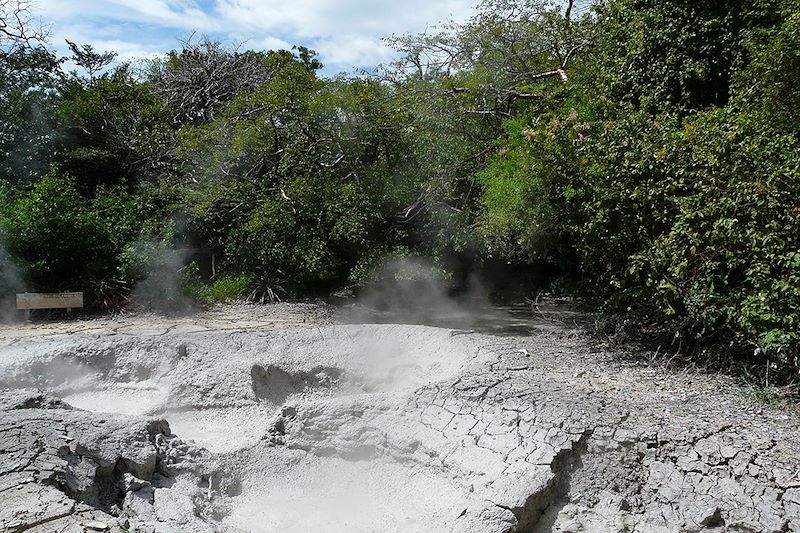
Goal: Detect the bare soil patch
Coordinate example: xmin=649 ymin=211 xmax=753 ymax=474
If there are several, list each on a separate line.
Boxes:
xmin=1 ymin=302 xmax=799 ymax=532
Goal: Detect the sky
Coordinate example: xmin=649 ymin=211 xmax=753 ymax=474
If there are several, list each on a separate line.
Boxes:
xmin=35 ymin=0 xmax=480 ymax=75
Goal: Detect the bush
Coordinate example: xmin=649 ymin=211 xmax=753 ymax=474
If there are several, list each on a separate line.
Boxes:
xmin=205 ymin=274 xmax=253 ymax=302
xmin=228 ymin=174 xmax=385 ymax=292
xmin=0 ymin=172 xmax=176 ymax=309
xmin=632 ymin=110 xmax=800 ymax=364
xmin=0 ymin=171 xmax=116 ymax=294
xmin=471 ymin=0 xmax=800 ymax=378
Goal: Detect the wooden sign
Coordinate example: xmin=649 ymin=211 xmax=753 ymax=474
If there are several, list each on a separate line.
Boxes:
xmin=16 ymin=292 xmax=84 ymax=311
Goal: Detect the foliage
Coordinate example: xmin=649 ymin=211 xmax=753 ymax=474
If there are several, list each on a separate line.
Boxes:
xmin=592 ymin=0 xmax=750 ymax=112
xmin=153 ymin=37 xmax=286 ymax=126
xmin=475 ymin=0 xmax=800 ymax=374
xmin=65 ymin=40 xmax=117 ymax=84
xmin=736 ymin=3 xmax=800 ymax=134
xmin=0 ymin=46 xmax=62 ymax=183
xmin=228 ymin=174 xmax=384 ymax=291
xmin=0 ymin=172 xmax=119 ymax=295
xmin=57 ymin=65 xmax=176 ymax=188
xmin=205 ymin=274 xmax=253 ymax=302
xmin=0 ymin=0 xmax=798 ymax=378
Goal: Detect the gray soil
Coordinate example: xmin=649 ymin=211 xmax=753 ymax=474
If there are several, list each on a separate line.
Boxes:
xmin=1 ymin=302 xmax=799 ymax=532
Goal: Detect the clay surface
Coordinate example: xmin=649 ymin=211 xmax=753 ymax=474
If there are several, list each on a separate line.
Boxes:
xmin=1 ymin=303 xmax=799 ymax=532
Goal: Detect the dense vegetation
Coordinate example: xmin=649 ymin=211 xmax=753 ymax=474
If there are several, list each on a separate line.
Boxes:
xmin=0 ymin=0 xmax=798 ymax=375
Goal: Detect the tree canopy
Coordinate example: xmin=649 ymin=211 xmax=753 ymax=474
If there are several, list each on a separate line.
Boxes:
xmin=0 ymin=0 xmax=798 ymax=377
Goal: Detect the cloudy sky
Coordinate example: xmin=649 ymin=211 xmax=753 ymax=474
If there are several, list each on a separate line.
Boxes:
xmin=36 ymin=0 xmax=479 ymax=74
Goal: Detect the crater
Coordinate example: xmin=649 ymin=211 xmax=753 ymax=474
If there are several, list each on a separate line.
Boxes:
xmin=60 ymin=383 xmax=169 ymax=416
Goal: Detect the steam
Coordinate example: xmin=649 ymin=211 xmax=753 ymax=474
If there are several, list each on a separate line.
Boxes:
xmin=0 ymin=234 xmax=25 ymax=322
xmin=342 ymin=255 xmax=549 ymax=337
xmin=125 ymin=238 xmax=197 ymax=313
xmin=346 ymin=256 xmax=491 ymax=331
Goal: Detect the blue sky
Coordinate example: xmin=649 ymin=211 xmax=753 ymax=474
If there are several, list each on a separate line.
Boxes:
xmin=37 ymin=0 xmax=480 ymax=75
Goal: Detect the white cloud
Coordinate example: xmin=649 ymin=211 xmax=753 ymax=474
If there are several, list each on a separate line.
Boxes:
xmin=255 ymin=36 xmax=294 ymax=52
xmin=109 ymin=0 xmax=216 ymax=29
xmin=89 ymin=39 xmax=166 ymax=62
xmin=34 ymin=0 xmax=479 ymax=73
xmin=39 ymin=0 xmax=217 ymax=31
xmin=214 ymin=0 xmax=472 ymax=37
xmin=214 ymin=0 xmax=475 ymax=70
xmin=313 ymin=34 xmax=394 ymax=71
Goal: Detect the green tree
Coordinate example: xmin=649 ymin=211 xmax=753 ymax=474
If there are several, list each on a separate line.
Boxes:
xmin=0 ymin=1 xmax=62 ymax=184
xmin=65 ymin=40 xmax=116 ymax=84
xmin=1 ymin=172 xmax=113 ymax=293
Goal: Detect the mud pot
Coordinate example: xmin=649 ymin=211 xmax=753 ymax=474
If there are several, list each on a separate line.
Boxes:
xmin=1 ymin=303 xmax=800 ymax=532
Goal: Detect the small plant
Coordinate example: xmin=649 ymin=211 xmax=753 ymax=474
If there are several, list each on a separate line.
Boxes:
xmin=750 ymin=385 xmax=782 ymax=406
xmin=206 ymin=274 xmax=252 ymax=302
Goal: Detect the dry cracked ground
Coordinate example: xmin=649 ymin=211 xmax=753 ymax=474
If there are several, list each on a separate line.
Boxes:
xmin=1 ymin=302 xmax=799 ymax=532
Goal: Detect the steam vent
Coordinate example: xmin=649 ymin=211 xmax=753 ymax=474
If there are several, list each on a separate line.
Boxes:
xmin=1 ymin=304 xmax=799 ymax=532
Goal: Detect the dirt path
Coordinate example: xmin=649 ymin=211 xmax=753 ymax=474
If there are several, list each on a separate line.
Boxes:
xmin=0 ymin=302 xmax=333 ymax=344
xmin=1 ymin=303 xmax=799 ymax=532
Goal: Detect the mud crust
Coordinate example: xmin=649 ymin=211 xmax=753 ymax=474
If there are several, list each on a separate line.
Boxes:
xmin=1 ymin=303 xmax=799 ymax=532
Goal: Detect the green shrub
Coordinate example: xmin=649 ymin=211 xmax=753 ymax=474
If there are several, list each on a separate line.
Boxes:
xmin=0 ymin=171 xmax=115 ymax=294
xmin=206 ymin=274 xmax=253 ymax=302
xmin=633 ymin=110 xmax=800 ymax=364
xmin=228 ymin=174 xmax=384 ymax=292
xmin=473 ymin=0 xmax=800 ymax=376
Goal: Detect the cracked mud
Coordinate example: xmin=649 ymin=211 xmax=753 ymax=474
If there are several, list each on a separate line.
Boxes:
xmin=1 ymin=303 xmax=799 ymax=532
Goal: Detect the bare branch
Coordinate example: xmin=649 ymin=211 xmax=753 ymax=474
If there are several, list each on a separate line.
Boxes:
xmin=154 ymin=35 xmax=280 ymax=126
xmin=0 ymin=0 xmax=48 ymax=50
xmin=502 ymin=89 xmax=543 ymax=100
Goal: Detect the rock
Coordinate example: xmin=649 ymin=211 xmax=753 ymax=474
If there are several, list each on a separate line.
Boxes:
xmin=0 ymin=409 xmax=168 ymax=532
xmin=695 ymin=506 xmax=722 ymax=527
xmin=0 ymin=484 xmax=75 ymax=530
xmin=123 ymin=472 xmax=148 ymax=492
xmin=123 ymin=486 xmax=156 ymax=518
xmin=85 ymin=521 xmax=109 ymax=531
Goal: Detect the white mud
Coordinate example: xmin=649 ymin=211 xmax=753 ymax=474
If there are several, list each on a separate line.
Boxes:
xmin=1 ymin=304 xmax=799 ymax=532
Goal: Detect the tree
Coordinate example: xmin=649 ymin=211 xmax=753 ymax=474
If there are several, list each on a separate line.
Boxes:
xmin=0 ymin=1 xmax=61 ymax=184
xmin=152 ymin=35 xmax=286 ymax=126
xmin=736 ymin=0 xmax=800 ymax=134
xmin=66 ymin=40 xmax=117 ymax=84
xmin=293 ymin=45 xmax=323 ymax=72
xmin=386 ymin=0 xmax=594 ymax=116
xmin=56 ymin=65 xmax=176 ymax=191
xmin=367 ymin=1 xmax=595 ymax=259
xmin=592 ymin=0 xmax=766 ymax=113
xmin=473 ymin=0 xmax=800 ymax=369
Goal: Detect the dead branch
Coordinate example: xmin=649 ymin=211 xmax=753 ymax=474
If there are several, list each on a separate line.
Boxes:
xmin=0 ymin=0 xmax=47 ymax=49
